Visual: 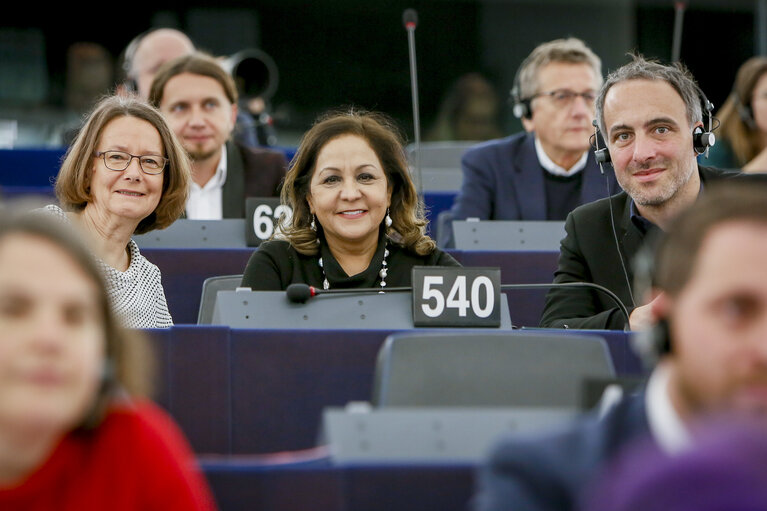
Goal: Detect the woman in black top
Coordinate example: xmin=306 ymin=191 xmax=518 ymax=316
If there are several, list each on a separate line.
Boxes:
xmin=241 ymin=108 xmax=459 ymax=291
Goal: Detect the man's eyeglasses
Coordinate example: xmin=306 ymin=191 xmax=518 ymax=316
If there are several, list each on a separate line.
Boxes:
xmin=94 ymin=150 xmax=167 ymax=175
xmin=532 ymin=89 xmax=597 ymax=107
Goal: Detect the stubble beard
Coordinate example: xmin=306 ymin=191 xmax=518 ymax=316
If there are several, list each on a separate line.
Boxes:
xmin=620 ymin=158 xmax=696 ymax=207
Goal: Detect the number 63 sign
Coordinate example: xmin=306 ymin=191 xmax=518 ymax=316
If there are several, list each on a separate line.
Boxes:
xmin=411 ymin=266 xmax=501 ymax=327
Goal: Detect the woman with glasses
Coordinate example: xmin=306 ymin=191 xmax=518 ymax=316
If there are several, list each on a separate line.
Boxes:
xmin=43 ymin=94 xmax=190 ymax=328
xmin=0 ymin=212 xmax=216 ymax=509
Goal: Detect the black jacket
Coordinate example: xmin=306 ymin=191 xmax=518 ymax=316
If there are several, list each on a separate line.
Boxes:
xmin=539 ymin=165 xmax=741 ymax=330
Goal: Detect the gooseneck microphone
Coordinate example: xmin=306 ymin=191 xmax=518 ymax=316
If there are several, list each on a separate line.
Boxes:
xmin=671 ymin=1 xmax=688 ymax=63
xmin=403 ymin=8 xmax=423 ymax=200
xmin=286 ymin=281 xmax=631 ymax=329
xmin=500 ymin=282 xmax=631 ymax=330
xmin=286 ymin=283 xmax=411 ymax=304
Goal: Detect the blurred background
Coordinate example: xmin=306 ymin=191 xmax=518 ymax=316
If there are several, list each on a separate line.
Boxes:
xmin=0 ymin=0 xmax=760 ymax=148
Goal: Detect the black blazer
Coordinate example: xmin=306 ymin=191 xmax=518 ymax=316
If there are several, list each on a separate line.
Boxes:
xmin=539 ymin=165 xmax=741 ymax=330
xmin=221 ymin=139 xmax=287 ymax=218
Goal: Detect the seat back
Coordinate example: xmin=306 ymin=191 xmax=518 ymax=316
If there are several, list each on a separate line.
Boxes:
xmin=198 ymin=274 xmax=244 ymax=324
xmin=372 ymin=330 xmax=615 ymax=408
xmin=406 ymin=141 xmax=477 ymax=192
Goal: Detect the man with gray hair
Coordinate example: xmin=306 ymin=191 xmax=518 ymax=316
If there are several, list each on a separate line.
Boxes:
xmin=438 ymin=37 xmax=617 ymax=247
xmin=539 ymin=53 xmax=739 ymax=331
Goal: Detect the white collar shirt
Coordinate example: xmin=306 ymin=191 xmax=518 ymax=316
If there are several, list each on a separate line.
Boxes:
xmin=186 ymin=144 xmax=228 ymax=220
xmin=534 ymin=136 xmax=588 ymax=177
xmin=645 ymin=362 xmax=692 ymax=454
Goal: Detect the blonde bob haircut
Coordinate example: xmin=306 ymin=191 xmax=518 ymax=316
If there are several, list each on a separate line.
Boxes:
xmin=55 ymin=94 xmax=191 ymax=234
xmin=280 ymin=108 xmax=436 ymax=256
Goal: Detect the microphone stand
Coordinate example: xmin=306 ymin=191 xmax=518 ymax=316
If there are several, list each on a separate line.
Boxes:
xmin=403 ymin=8 xmax=423 ymax=200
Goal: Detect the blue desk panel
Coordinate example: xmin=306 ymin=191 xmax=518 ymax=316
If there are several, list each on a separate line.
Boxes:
xmin=144 ymin=326 xmax=644 ymax=456
xmin=200 ymin=455 xmax=475 ymax=511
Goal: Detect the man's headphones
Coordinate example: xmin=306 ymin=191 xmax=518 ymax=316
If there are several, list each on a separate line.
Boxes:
xmin=733 ymin=89 xmax=758 ymax=130
xmin=590 ymin=86 xmax=717 ymax=165
xmin=510 ymin=54 xmax=534 ymax=120
xmin=628 ymin=235 xmax=672 ymax=370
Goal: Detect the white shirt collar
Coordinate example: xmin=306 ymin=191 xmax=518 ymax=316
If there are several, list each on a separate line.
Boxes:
xmin=190 ymin=144 xmax=228 ymax=192
xmin=534 ymin=136 xmax=588 ymax=177
xmin=186 ymin=144 xmax=228 ymax=220
xmin=645 ymin=362 xmax=692 ymax=454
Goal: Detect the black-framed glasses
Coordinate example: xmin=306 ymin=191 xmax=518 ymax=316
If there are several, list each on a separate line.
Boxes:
xmin=94 ymin=150 xmax=167 ymax=175
xmin=532 ymin=89 xmax=597 ymax=107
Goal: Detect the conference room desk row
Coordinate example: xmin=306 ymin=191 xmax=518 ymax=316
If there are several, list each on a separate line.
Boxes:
xmin=200 ymin=453 xmax=476 ymax=511
xmin=142 ymin=248 xmax=561 ymax=328
xmin=147 ymin=325 xmax=643 ymax=457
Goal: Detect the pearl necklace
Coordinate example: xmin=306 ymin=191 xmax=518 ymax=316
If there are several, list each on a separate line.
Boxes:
xmin=318 ymin=242 xmax=389 ymax=292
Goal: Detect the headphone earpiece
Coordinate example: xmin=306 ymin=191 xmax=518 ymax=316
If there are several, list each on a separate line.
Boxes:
xmin=734 ymin=90 xmax=757 ymax=131
xmin=695 ymin=91 xmax=716 ymax=157
xmin=510 ymin=54 xmax=534 ymax=120
xmin=591 ymin=119 xmax=611 ymax=165
xmin=511 ymin=84 xmax=532 ymax=120
xmin=692 ymin=125 xmax=716 ymax=155
xmin=631 ymin=318 xmax=671 ymax=370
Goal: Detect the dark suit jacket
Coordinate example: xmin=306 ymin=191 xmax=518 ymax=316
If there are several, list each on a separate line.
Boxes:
xmin=539 ymin=165 xmax=741 ymax=330
xmin=221 ymin=139 xmax=287 ymax=218
xmin=438 ymin=132 xmax=617 ymax=247
xmin=472 ymin=391 xmax=650 ymax=511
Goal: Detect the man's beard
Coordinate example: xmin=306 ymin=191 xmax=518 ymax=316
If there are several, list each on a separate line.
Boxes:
xmin=619 ymin=158 xmax=696 ymax=207
xmin=187 ymin=146 xmax=218 ymax=162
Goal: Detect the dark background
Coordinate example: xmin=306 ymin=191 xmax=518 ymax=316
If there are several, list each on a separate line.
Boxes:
xmin=0 ymin=0 xmax=760 ymax=147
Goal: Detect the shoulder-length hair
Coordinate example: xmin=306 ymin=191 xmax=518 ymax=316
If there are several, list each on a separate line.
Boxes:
xmin=280 ymin=108 xmax=436 ymax=256
xmin=715 ymin=57 xmax=767 ymax=167
xmin=0 ymin=210 xmax=155 ymax=430
xmin=55 ymin=94 xmax=190 ymax=235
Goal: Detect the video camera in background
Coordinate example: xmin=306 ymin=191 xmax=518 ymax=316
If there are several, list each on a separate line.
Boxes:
xmin=222 ymin=48 xmax=280 ymax=147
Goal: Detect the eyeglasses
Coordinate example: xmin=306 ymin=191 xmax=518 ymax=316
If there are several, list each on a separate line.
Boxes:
xmin=532 ymin=89 xmax=597 ymax=107
xmin=94 ymin=150 xmax=167 ymax=175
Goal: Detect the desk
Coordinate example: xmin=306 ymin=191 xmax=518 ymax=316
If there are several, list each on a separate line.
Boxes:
xmin=142 ymin=248 xmax=560 ymax=327
xmin=201 ymin=454 xmax=476 ymax=511
xmin=146 ymin=326 xmax=643 ymax=456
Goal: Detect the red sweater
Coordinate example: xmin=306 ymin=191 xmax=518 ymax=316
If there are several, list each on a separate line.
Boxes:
xmin=0 ymin=399 xmax=218 ymax=511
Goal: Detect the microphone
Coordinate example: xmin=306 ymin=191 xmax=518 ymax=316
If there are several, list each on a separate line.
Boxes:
xmin=671 ymin=1 xmax=688 ymax=62
xmin=500 ymin=282 xmax=631 ymax=330
xmin=403 ymin=8 xmax=423 ymax=200
xmin=286 ymin=283 xmax=411 ymax=304
xmin=286 ymin=281 xmax=630 ymax=329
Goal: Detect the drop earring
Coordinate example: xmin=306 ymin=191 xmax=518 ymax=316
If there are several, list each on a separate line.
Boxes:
xmin=310 ymin=214 xmax=317 ymax=231
xmin=385 ymin=208 xmax=393 ymax=227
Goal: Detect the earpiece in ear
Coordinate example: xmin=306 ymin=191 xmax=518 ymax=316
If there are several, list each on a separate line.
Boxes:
xmin=591 ymin=119 xmax=611 ymax=164
xmin=692 ymin=125 xmax=716 ymax=155
xmin=511 ymin=85 xmax=532 ymax=120
xmin=631 ymin=317 xmax=671 ymax=370
xmin=737 ymin=102 xmax=757 ymax=131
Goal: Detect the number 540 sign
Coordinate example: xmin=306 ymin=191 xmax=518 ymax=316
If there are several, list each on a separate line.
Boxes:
xmin=411 ymin=266 xmax=501 ymax=327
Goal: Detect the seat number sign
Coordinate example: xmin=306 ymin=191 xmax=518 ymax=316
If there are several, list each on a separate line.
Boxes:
xmin=245 ymin=197 xmax=293 ymax=246
xmin=411 ymin=266 xmax=501 ymax=327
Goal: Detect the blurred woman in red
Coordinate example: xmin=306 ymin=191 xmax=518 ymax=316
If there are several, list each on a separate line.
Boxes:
xmin=0 ymin=212 xmax=217 ymax=510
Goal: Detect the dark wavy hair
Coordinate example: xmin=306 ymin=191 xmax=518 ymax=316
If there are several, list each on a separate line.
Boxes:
xmin=279 ymin=108 xmax=436 ymax=256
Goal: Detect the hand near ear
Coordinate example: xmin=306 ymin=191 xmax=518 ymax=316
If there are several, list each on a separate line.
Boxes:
xmin=628 ymin=291 xmax=667 ymax=331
